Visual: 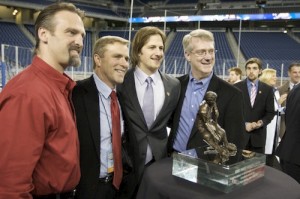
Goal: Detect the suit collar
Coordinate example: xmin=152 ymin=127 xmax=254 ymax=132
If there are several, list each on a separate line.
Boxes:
xmin=123 ymin=68 xmax=147 ymax=126
xmin=123 ymin=68 xmax=174 ymax=130
xmin=82 ymin=76 xmax=101 ymax=160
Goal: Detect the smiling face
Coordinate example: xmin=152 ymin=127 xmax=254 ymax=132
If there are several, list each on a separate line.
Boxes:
xmin=269 ymin=72 xmax=277 ymax=86
xmin=185 ymin=37 xmax=215 ymax=80
xmin=137 ymin=34 xmax=164 ymax=75
xmin=38 ymin=10 xmax=85 ymax=72
xmin=94 ymin=42 xmax=129 ymax=89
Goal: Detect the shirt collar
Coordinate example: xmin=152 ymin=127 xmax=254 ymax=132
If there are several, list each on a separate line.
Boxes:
xmin=289 ymin=82 xmax=295 ymax=89
xmin=134 ymin=66 xmax=160 ymax=86
xmin=93 ymin=72 xmax=114 ymax=99
xmin=247 ymin=78 xmax=259 ymax=87
xmin=31 ymin=56 xmax=76 ymax=93
xmin=189 ymin=71 xmax=213 ymax=86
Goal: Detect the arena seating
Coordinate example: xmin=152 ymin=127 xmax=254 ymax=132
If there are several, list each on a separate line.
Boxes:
xmin=1 ymin=23 xmax=299 ymax=77
xmin=233 ymin=31 xmax=300 ymax=76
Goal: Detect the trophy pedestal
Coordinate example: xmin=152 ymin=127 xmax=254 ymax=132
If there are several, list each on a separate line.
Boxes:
xmin=172 ymin=147 xmax=266 ymax=193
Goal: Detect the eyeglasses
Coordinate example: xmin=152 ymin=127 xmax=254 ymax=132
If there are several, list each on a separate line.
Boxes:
xmin=190 ymin=49 xmax=217 ymax=57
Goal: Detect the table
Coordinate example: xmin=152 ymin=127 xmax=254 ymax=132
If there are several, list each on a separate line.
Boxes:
xmin=137 ymin=157 xmax=300 ymax=199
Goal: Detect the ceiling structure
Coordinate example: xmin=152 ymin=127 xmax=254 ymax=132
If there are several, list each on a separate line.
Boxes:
xmin=0 ymin=0 xmax=299 ymax=29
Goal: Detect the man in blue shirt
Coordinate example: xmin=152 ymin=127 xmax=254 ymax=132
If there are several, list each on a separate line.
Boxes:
xmin=168 ymin=29 xmax=246 ymax=154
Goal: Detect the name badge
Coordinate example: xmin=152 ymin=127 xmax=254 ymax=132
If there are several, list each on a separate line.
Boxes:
xmin=107 ymin=151 xmax=114 ymax=173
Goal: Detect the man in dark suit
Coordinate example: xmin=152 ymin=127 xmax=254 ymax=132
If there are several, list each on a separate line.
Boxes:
xmin=167 ymin=29 xmax=246 ymax=155
xmin=278 ymin=62 xmax=300 ymax=138
xmin=276 ymin=83 xmax=300 ymax=183
xmin=72 ymin=36 xmax=130 ymax=198
xmin=117 ymin=26 xmax=180 ymax=197
xmin=235 ymin=58 xmax=275 ymax=154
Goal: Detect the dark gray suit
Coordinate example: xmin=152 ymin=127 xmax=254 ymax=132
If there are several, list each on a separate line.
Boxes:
xmin=276 ymin=83 xmax=300 ymax=183
xmin=167 ymin=74 xmax=246 ymax=153
xmin=235 ymin=79 xmax=275 ymax=151
xmin=117 ymin=68 xmax=180 ymax=191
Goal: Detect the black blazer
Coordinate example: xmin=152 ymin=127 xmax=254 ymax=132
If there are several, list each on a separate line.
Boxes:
xmin=234 ymin=79 xmax=275 ymax=147
xmin=72 ymin=76 xmax=105 ymax=199
xmin=117 ymin=68 xmax=180 ymax=184
xmin=278 ymin=81 xmax=290 ymax=138
xmin=167 ymin=74 xmax=246 ymax=153
xmin=276 ymin=84 xmax=300 ymax=165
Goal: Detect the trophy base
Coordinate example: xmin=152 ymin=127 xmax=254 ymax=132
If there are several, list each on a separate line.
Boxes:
xmin=172 ymin=146 xmax=266 ymax=193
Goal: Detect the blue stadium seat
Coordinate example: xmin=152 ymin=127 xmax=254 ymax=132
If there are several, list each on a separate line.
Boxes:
xmin=233 ymin=31 xmax=300 ymax=76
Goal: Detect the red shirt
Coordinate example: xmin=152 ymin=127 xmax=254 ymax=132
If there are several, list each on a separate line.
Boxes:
xmin=0 ymin=56 xmax=80 ymax=198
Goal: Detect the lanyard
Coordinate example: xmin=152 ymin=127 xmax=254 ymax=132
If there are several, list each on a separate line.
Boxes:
xmin=99 ymin=92 xmax=112 ymax=137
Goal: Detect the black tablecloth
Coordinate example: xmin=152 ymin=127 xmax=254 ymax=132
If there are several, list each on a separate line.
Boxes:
xmin=137 ymin=157 xmax=300 ymax=199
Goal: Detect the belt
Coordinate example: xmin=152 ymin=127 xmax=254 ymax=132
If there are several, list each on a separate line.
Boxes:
xmin=99 ymin=173 xmax=113 ymax=183
xmin=32 ymin=190 xmax=75 ymax=199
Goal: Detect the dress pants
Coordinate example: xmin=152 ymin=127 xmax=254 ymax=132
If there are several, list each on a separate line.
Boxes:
xmin=94 ymin=181 xmax=118 ymax=199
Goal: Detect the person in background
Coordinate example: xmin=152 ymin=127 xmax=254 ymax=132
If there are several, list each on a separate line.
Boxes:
xmin=167 ymin=29 xmax=246 ymax=155
xmin=117 ymin=26 xmax=180 ymax=198
xmin=228 ymin=67 xmax=242 ymax=84
xmin=0 ymin=3 xmax=85 ymax=199
xmin=259 ymin=68 xmax=286 ymax=167
xmin=235 ymin=58 xmax=275 ymax=154
xmin=278 ymin=62 xmax=300 ymax=139
xmin=72 ymin=36 xmax=130 ymax=199
xmin=276 ymin=83 xmax=300 ymax=183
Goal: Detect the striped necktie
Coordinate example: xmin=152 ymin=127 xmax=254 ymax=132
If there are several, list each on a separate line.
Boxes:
xmin=250 ymin=83 xmax=257 ymax=107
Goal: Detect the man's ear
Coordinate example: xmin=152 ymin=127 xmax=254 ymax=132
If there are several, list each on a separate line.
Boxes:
xmin=94 ymin=54 xmax=101 ymax=67
xmin=38 ymin=27 xmax=48 ymax=44
xmin=184 ymin=51 xmax=191 ymax=62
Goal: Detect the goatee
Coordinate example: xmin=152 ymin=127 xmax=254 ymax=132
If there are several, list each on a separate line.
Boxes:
xmin=69 ymin=55 xmax=81 ymax=68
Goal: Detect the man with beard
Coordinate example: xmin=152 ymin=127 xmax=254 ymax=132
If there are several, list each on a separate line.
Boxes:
xmin=168 ymin=29 xmax=245 ymax=155
xmin=0 ymin=3 xmax=85 ymax=199
xmin=72 ymin=36 xmax=130 ymax=199
xmin=235 ymin=58 xmax=275 ymax=154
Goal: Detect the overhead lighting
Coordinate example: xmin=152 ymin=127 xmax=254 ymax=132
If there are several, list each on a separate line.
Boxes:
xmin=12 ymin=9 xmax=18 ymax=16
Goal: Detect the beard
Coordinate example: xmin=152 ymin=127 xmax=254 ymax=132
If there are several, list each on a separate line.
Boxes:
xmin=68 ymin=45 xmax=82 ymax=67
xmin=68 ymin=54 xmax=81 ymax=68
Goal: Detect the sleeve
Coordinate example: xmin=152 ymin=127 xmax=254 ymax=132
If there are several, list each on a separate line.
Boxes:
xmin=262 ymin=88 xmax=276 ymax=126
xmin=0 ymin=93 xmax=47 ymax=199
xmin=222 ymin=89 xmax=247 ymax=150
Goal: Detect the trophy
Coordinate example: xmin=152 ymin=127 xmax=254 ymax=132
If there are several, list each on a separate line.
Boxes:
xmin=172 ymin=91 xmax=265 ymax=193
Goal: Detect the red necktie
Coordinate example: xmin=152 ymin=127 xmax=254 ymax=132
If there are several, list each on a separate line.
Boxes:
xmin=110 ymin=91 xmax=122 ymax=189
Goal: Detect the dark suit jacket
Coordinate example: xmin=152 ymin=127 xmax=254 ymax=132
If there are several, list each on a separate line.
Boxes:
xmin=278 ymin=81 xmax=290 ymax=138
xmin=71 ymin=76 xmax=107 ymax=199
xmin=235 ymin=79 xmax=275 ymax=148
xmin=167 ymin=74 xmax=246 ymax=153
xmin=117 ymin=68 xmax=180 ymax=185
xmin=276 ymin=84 xmax=300 ymax=165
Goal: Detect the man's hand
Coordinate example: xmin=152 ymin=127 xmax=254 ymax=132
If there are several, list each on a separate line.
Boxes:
xmin=246 ymin=120 xmax=263 ymax=132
